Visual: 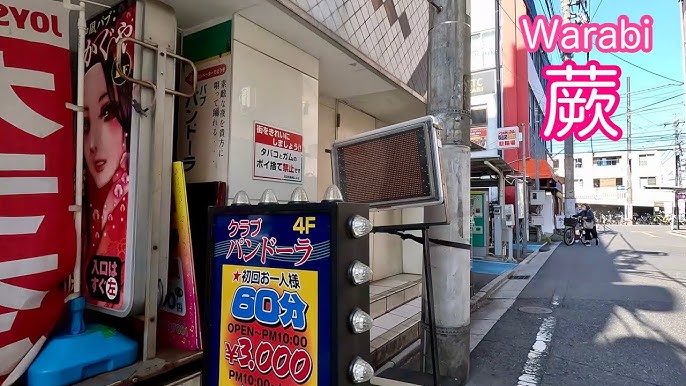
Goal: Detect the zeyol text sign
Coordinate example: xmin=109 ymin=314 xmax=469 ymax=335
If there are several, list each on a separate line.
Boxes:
xmin=519 ymin=14 xmax=655 ymax=142
xmin=0 ymin=0 xmax=75 ymax=383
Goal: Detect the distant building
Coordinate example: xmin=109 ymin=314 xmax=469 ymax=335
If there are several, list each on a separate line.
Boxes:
xmin=553 ymin=150 xmax=678 ymax=214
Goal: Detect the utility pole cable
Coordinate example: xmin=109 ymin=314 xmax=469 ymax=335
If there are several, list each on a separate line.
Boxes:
xmin=561 ymin=0 xmax=575 ymax=216
xmin=423 ymin=0 xmax=471 ymax=381
xmin=626 ymin=77 xmax=633 ymax=222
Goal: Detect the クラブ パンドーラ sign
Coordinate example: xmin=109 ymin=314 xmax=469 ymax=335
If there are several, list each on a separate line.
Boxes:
xmin=207 ymin=206 xmax=334 ymax=385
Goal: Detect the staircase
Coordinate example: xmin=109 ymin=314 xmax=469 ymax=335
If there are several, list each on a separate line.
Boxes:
xmin=369 ymin=274 xmax=423 ymax=367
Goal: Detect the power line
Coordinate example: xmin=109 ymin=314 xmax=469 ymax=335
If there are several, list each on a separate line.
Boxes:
xmin=611 ymin=93 xmax=686 ymax=118
xmin=608 ymin=53 xmax=684 ymax=85
xmin=591 ymin=0 xmax=604 ymax=20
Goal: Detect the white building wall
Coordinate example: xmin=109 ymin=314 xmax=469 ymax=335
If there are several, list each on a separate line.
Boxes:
xmin=553 ymin=150 xmax=677 ymax=212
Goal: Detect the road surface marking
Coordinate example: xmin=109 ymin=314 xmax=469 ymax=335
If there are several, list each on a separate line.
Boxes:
xmin=517 ymin=295 xmax=561 ymax=386
xmin=670 ymin=232 xmax=686 ymax=239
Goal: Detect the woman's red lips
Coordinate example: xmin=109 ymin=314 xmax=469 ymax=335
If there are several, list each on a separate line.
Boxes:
xmin=94 ymin=159 xmax=106 ymax=173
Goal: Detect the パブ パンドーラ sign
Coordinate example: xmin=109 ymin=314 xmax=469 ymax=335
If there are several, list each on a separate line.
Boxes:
xmin=253 ymin=122 xmax=303 ymax=183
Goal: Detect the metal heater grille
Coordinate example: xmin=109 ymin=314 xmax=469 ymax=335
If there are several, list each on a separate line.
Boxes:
xmin=331 ymin=116 xmax=442 ymax=210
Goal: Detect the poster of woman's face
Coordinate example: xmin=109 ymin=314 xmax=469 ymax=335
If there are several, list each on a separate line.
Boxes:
xmin=82 ymin=0 xmax=136 ymax=310
xmin=85 ymin=62 xmax=126 ymax=189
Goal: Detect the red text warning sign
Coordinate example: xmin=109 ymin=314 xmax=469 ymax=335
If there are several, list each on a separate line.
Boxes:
xmin=253 ymin=122 xmax=303 ymax=183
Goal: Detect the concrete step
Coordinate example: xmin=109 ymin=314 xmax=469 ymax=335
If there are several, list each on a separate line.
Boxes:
xmin=370 ymin=274 xmax=422 ymax=319
xmin=368 ymin=274 xmax=423 ymax=368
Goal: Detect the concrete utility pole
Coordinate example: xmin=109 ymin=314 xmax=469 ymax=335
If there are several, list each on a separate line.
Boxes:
xmin=675 ymin=122 xmax=681 ymax=230
xmin=626 ymin=77 xmax=633 ymax=222
xmin=521 ymin=123 xmax=529 ymax=254
xmin=561 ymin=0 xmax=575 ymax=216
xmin=423 ymin=0 xmax=471 ymax=381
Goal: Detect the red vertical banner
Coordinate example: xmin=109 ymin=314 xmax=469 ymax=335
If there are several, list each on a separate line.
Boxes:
xmin=82 ymin=0 xmax=136 ymax=312
xmin=0 ymin=0 xmax=75 ymax=383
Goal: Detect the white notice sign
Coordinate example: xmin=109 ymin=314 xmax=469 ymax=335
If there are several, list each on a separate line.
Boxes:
xmin=253 ymin=122 xmax=303 ymax=183
xmin=178 ymin=54 xmax=231 ymax=183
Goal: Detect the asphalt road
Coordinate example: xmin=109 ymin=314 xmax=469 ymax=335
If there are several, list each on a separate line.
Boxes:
xmin=468 ymin=225 xmax=686 ymax=386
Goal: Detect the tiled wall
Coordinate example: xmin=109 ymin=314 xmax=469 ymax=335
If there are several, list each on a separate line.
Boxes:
xmin=287 ymin=0 xmax=430 ymax=96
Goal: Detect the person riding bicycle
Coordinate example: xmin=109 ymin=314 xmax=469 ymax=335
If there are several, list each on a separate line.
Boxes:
xmin=573 ymin=204 xmax=598 ymax=246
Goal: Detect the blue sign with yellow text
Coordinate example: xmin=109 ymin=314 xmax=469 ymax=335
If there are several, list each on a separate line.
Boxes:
xmin=206 ymin=209 xmax=332 ymax=386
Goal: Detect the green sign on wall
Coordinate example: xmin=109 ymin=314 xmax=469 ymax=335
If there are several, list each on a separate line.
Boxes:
xmin=182 ymin=20 xmax=232 ymax=62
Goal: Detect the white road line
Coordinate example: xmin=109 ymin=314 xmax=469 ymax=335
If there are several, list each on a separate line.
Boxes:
xmin=517 ymin=316 xmax=556 ymax=386
xmin=517 ymin=294 xmax=561 ymax=386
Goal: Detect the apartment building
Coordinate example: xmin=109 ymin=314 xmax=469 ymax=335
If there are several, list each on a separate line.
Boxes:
xmin=553 ymin=150 xmax=678 ymax=214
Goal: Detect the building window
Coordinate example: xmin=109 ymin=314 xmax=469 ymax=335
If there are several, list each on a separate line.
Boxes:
xmin=639 ymin=154 xmax=654 ymax=166
xmin=553 ymin=159 xmax=560 ymax=169
xmin=470 ymin=30 xmax=496 ymax=71
xmin=574 ymin=158 xmax=583 ymax=168
xmin=593 ymin=178 xmax=622 ymax=188
xmin=594 ymin=156 xmax=620 ymax=166
xmin=640 ymin=177 xmax=657 ymax=187
xmin=470 ymin=107 xmax=487 ymax=127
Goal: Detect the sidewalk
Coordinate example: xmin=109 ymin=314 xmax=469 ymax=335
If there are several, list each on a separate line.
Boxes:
xmin=468 ymin=243 xmax=559 ymax=351
xmin=371 ymin=244 xmax=558 ymax=385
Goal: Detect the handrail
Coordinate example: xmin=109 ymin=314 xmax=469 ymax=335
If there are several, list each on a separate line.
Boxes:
xmin=115 ymin=37 xmax=198 ymax=98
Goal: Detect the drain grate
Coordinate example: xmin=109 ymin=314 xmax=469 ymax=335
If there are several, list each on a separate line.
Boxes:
xmin=511 ymin=275 xmax=531 ymax=280
xmin=518 ymin=306 xmax=553 ymax=314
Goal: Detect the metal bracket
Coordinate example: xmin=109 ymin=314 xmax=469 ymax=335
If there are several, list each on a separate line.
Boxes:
xmin=116 ymin=37 xmax=197 ymax=98
xmin=65 ymin=103 xmax=84 ymax=112
xmin=427 ymin=0 xmax=442 ymax=12
xmin=114 ymin=35 xmax=197 ymax=361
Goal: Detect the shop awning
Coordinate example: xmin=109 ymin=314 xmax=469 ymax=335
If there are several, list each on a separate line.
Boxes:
xmin=510 ymin=158 xmax=563 ymax=183
xmin=471 ymin=156 xmax=513 ymax=177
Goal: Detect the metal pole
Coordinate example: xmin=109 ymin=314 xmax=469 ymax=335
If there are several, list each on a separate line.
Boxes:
xmin=522 ymin=124 xmax=529 ymax=254
xmin=626 ymin=77 xmax=633 ymax=222
xmin=561 ymin=0 xmax=575 ymax=217
xmin=422 ymin=228 xmax=439 ymax=385
xmin=423 ymin=0 xmax=471 ymax=381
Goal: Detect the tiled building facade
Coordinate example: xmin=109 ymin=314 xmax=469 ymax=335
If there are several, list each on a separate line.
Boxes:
xmin=285 ymin=0 xmax=430 ymax=96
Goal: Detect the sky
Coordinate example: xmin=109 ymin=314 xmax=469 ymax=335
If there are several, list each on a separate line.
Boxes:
xmin=540 ymin=0 xmax=686 ymax=156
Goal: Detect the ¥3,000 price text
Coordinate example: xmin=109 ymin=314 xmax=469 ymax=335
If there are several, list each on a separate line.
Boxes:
xmin=225 ymin=337 xmax=313 ymax=383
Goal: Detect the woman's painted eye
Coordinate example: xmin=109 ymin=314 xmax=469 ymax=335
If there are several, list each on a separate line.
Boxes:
xmin=84 ymin=119 xmax=91 ymax=134
xmin=100 ymin=102 xmax=117 ymax=122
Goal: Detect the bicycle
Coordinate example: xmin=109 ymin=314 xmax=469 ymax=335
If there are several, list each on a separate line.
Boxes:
xmin=563 ymin=217 xmax=584 ymax=246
